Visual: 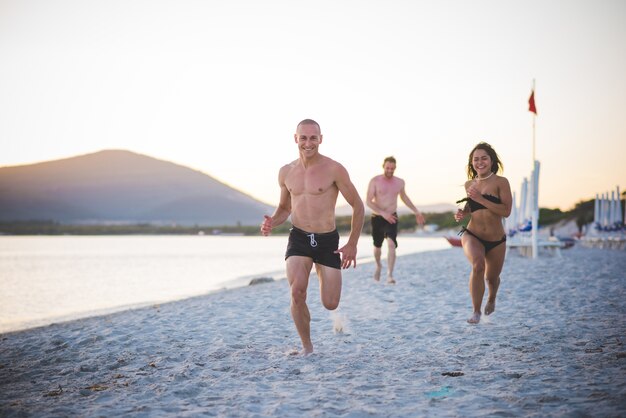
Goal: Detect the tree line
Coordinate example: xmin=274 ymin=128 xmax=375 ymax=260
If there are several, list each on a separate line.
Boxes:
xmin=0 ymin=199 xmax=599 ymax=236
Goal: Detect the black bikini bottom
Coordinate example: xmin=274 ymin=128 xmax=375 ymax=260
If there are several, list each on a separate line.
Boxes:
xmin=459 ymin=227 xmax=506 ymax=254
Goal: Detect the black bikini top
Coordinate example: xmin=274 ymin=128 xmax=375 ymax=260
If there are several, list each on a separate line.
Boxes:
xmin=457 ymin=194 xmax=502 ymax=213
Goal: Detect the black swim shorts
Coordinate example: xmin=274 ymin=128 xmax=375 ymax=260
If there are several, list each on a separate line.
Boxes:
xmin=371 ymin=213 xmax=398 ymax=248
xmin=285 ymin=226 xmax=341 ymax=269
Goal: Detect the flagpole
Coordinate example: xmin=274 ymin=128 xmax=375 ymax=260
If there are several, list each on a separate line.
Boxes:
xmin=532 ymin=78 xmax=537 ymax=166
xmin=530 ymin=79 xmax=538 ymax=259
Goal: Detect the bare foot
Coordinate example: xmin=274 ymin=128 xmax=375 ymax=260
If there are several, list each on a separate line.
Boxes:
xmin=467 ymin=312 xmax=481 ymax=324
xmin=374 ymin=265 xmax=381 ymax=282
xmin=332 ymin=311 xmax=345 ymax=334
xmin=290 ymin=345 xmax=313 ymax=356
xmin=386 ymin=276 xmax=396 ymax=285
xmin=485 ymin=298 xmax=496 ymax=315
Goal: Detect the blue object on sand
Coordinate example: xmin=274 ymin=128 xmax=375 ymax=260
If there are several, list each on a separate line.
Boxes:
xmin=425 ymin=386 xmax=453 ymax=398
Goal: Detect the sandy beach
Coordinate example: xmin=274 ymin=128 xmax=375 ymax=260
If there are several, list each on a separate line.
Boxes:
xmin=1 ymin=245 xmax=625 ymax=417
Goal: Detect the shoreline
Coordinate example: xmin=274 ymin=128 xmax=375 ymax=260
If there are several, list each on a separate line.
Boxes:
xmin=1 ymin=246 xmax=625 ymax=416
xmin=0 ymin=235 xmax=449 ymax=335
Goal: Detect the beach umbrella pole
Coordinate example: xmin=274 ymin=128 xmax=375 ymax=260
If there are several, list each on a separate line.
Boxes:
xmin=531 ymin=160 xmax=540 ymax=258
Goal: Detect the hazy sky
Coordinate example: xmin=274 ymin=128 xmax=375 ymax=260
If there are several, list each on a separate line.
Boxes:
xmin=1 ymin=0 xmax=625 ymax=211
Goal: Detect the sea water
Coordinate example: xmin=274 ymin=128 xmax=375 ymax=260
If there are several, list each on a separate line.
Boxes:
xmin=0 ymin=235 xmax=448 ymax=333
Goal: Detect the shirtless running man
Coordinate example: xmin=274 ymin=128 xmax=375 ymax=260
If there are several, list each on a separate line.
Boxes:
xmin=366 ymin=156 xmax=424 ymax=284
xmin=261 ymin=119 xmax=364 ymax=355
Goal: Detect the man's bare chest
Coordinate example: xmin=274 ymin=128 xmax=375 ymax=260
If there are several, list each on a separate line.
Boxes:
xmin=375 ymin=179 xmax=402 ymax=196
xmin=287 ymin=171 xmax=336 ymax=196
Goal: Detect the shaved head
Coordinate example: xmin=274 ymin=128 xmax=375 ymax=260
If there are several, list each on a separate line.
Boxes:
xmin=296 ymin=119 xmax=321 ymax=133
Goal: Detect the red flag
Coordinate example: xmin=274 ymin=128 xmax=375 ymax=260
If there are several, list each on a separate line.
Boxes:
xmin=528 ymin=90 xmax=537 ymax=114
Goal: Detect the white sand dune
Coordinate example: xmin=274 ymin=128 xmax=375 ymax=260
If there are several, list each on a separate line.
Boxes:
xmin=1 ymin=246 xmax=625 ymax=416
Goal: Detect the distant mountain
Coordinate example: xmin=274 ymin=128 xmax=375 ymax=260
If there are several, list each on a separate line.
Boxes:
xmin=0 ymin=150 xmax=274 ymax=226
xmin=335 ymin=202 xmax=456 ymax=217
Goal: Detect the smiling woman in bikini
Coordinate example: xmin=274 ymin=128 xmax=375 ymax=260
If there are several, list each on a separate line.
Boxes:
xmin=455 ymin=142 xmax=512 ymax=324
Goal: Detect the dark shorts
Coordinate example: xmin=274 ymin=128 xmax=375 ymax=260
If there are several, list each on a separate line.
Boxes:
xmin=285 ymin=226 xmax=341 ymax=269
xmin=371 ymin=213 xmax=398 ymax=248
